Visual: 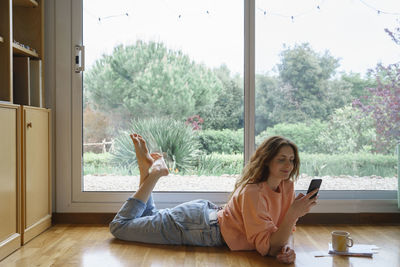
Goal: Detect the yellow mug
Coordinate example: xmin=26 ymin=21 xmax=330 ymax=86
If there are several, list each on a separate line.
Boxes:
xmin=331 ymin=231 xmax=354 ymax=252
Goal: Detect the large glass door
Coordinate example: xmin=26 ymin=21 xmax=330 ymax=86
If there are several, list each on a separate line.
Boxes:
xmin=255 ymin=0 xmax=399 ymax=192
xmin=82 ymin=0 xmax=244 ymax=192
xmin=54 ymin=0 xmax=398 ymax=212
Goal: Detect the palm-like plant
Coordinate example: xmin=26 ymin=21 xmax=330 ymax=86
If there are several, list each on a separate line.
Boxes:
xmin=112 ymin=117 xmax=201 ymax=172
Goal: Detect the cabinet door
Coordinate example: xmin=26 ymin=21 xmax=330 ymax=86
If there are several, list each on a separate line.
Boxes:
xmin=0 ymin=105 xmax=21 ymax=261
xmin=23 ymin=107 xmax=51 ymax=244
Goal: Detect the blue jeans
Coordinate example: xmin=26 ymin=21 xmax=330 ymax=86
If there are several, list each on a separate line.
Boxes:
xmin=109 ymin=194 xmax=225 ymax=247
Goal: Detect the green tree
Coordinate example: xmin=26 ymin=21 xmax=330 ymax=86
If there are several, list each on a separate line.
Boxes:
xmin=202 ymin=65 xmax=243 ymax=130
xmin=277 ymin=43 xmax=340 ymax=121
xmin=340 ymin=72 xmax=376 ymax=100
xmin=255 ymin=73 xmax=327 ymax=131
xmin=84 ymin=41 xmax=223 ymax=123
xmin=255 ymin=74 xmax=280 ymax=133
xmin=324 ymin=78 xmax=353 ymax=116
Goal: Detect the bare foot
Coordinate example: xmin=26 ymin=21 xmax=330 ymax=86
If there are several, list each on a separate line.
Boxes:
xmin=132 ymin=156 xmax=169 ymax=204
xmin=149 ymin=156 xmax=169 ymax=178
xmin=131 ymin=154 xmax=169 ymax=204
xmin=130 ymin=133 xmax=154 ymax=178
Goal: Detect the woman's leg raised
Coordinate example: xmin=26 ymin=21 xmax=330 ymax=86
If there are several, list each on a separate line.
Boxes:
xmin=131 ymin=133 xmax=164 ymax=215
xmin=129 ymin=133 xmax=168 ymax=204
xmin=109 ymin=134 xmax=169 ymax=242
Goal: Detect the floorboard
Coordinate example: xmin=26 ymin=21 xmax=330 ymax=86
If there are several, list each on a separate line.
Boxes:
xmin=1 ymin=224 xmax=399 ymax=267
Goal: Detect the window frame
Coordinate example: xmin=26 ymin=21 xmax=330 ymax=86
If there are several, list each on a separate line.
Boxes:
xmin=49 ymin=0 xmax=398 ymax=213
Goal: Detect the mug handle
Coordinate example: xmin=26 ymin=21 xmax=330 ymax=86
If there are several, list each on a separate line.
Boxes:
xmin=346 ymin=237 xmax=354 ymax=247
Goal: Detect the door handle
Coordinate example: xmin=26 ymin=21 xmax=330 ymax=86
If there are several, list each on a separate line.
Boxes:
xmin=75 ymin=45 xmax=85 ymax=73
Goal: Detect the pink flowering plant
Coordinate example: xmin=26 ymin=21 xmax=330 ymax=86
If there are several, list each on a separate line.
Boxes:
xmin=353 ymin=63 xmax=400 ymax=153
xmin=185 ymin=115 xmax=204 ymax=131
xmin=353 ymin=26 xmax=400 ymax=154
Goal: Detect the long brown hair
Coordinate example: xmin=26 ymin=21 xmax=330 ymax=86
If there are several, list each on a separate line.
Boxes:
xmin=228 ymin=136 xmax=300 ymax=201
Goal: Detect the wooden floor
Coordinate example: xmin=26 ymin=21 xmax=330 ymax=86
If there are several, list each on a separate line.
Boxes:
xmin=1 ymin=224 xmax=399 ymax=267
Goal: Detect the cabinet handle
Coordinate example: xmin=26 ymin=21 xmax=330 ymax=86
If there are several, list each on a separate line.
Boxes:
xmin=27 ymin=122 xmax=32 ymax=128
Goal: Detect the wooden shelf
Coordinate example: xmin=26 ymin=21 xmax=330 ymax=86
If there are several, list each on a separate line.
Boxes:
xmin=13 ymin=0 xmax=38 ymax=8
xmin=1 ymin=0 xmax=44 ymax=105
xmin=13 ymin=42 xmax=39 ymax=58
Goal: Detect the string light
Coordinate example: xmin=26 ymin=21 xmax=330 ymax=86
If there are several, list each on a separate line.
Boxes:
xmin=84 ymin=0 xmax=400 ymax=24
xmin=358 ymin=0 xmax=400 ymax=16
xmin=98 ymin=13 xmax=129 ymax=22
xmin=83 ymin=7 xmax=129 ymax=23
xmin=257 ymin=7 xmax=266 ymax=15
xmin=257 ymin=0 xmax=326 ymax=21
xmin=256 ymin=0 xmax=399 ymax=22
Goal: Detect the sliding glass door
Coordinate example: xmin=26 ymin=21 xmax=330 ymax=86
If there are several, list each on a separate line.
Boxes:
xmin=54 ymin=0 xmax=397 ymax=211
xmin=255 ymin=0 xmax=399 ymax=192
xmin=82 ymin=0 xmax=244 ymax=192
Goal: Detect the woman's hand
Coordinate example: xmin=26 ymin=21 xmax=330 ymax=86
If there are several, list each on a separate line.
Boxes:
xmin=288 ymin=189 xmax=318 ymax=219
xmin=276 ymin=245 xmax=296 ymax=264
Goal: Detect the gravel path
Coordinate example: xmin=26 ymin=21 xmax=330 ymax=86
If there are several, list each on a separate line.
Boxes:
xmin=84 ymin=174 xmax=398 ymax=191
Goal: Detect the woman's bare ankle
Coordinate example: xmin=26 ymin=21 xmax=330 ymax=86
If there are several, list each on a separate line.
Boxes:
xmin=149 ymin=157 xmax=169 ymax=177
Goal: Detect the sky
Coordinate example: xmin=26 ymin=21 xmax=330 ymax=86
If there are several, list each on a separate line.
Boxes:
xmin=83 ymin=0 xmax=400 ymax=76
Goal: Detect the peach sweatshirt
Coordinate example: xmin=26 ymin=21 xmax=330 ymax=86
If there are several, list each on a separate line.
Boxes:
xmin=217 ymin=179 xmax=295 ymax=256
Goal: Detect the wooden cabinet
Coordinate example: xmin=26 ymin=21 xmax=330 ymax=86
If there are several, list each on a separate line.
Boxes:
xmin=0 ymin=105 xmax=51 ymax=260
xmin=0 ymin=104 xmax=21 ymax=261
xmin=21 ymin=106 xmax=51 ymax=244
xmin=0 ymin=0 xmax=49 ymax=260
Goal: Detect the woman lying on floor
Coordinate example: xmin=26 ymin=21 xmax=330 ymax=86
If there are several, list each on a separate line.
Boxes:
xmin=110 ymin=134 xmax=319 ymax=264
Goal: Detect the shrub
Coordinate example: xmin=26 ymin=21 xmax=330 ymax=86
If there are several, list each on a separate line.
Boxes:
xmin=111 ymin=117 xmax=201 ymax=172
xmin=318 ymin=105 xmax=376 ymax=154
xmin=83 ymin=152 xmax=134 ymax=175
xmin=198 ymin=129 xmax=244 ymax=154
xmin=256 ymin=120 xmax=327 ymax=153
xmin=83 ymin=151 xmax=396 ymax=178
xmin=84 ymin=152 xmax=111 ymax=167
xmin=300 ymin=153 xmax=397 ymax=177
xmin=191 ymin=153 xmax=244 ymax=175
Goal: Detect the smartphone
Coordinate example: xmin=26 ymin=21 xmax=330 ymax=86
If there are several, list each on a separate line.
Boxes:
xmin=306 ymin=179 xmax=322 ymax=199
